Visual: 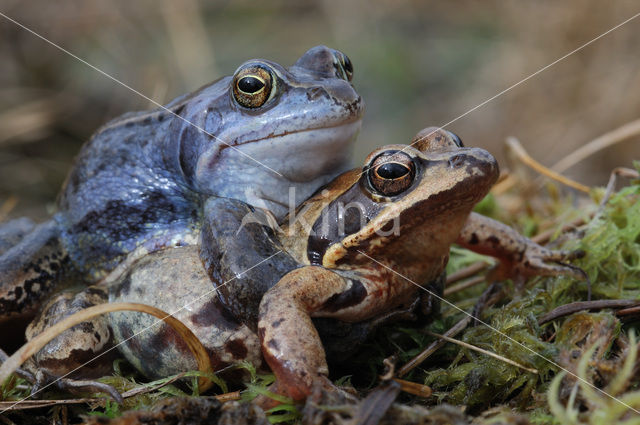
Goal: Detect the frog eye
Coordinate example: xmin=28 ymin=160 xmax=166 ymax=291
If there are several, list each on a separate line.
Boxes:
xmin=367 ymin=151 xmax=416 ymax=196
xmin=446 ymin=130 xmax=464 ymax=147
xmin=232 ymin=64 xmax=276 ymax=108
xmin=333 ymin=51 xmax=354 ymax=82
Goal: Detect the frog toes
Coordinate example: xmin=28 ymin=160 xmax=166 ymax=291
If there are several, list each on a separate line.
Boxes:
xmin=57 ymin=377 xmax=124 ymax=404
xmin=491 ymin=246 xmax=586 ymax=283
xmin=527 ymin=256 xmax=585 ymax=279
xmin=30 ymin=370 xmax=123 ymax=404
xmin=538 ymin=248 xmax=584 ymax=262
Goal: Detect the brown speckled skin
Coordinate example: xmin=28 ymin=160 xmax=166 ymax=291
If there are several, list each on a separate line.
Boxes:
xmin=25 ymin=286 xmax=114 ymax=379
xmin=258 ymin=267 xmax=345 ymax=400
xmin=259 ymin=129 xmax=499 ymax=401
xmin=257 ymin=128 xmax=581 ymax=401
xmin=108 ymin=245 xmax=262 ymax=380
xmin=25 ymin=244 xmax=265 ymax=385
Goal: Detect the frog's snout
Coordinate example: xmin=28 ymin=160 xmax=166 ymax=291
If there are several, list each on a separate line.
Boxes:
xmin=447 ymin=148 xmax=500 ymax=182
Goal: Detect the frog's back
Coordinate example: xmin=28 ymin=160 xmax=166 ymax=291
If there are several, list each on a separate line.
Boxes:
xmin=56 ymin=107 xmax=199 ymax=280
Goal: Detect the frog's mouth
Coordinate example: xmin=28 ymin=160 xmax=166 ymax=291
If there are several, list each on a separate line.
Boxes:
xmin=232 ymin=120 xmax=363 ymax=182
xmin=231 ymin=113 xmax=361 ymax=147
xmin=197 ymin=119 xmax=362 ymax=220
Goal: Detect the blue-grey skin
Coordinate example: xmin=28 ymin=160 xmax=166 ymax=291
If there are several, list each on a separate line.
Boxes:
xmin=0 ymin=45 xmax=364 ymax=322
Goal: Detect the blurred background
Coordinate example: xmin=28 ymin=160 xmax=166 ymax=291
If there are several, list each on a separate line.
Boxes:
xmin=1 ymin=0 xmax=639 ymax=221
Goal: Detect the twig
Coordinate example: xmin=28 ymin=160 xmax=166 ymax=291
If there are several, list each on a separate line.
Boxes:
xmin=538 ymin=300 xmax=640 ymax=325
xmin=616 ymin=306 xmax=640 ymax=318
xmin=397 ymin=315 xmax=471 ymax=377
xmin=444 ymin=275 xmax=485 ymax=296
xmin=446 ymin=262 xmax=490 ymax=285
xmin=597 ymin=167 xmax=639 ymax=213
xmin=391 ymin=378 xmax=432 ymax=398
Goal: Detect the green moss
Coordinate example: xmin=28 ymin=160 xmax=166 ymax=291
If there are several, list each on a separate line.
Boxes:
xmin=546 ymin=182 xmax=640 ymax=302
xmin=363 ymin=174 xmax=640 ymax=423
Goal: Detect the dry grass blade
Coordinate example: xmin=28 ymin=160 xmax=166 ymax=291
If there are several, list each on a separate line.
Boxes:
xmin=118 ymin=373 xmax=187 ymax=399
xmin=120 ymin=375 xmax=238 ymax=402
xmin=0 ymin=398 xmax=104 ymax=411
xmin=425 ymin=331 xmax=538 ymax=374
xmin=551 ymin=118 xmax=640 ymax=173
xmin=391 ymin=378 xmax=432 ymax=398
xmin=0 ymin=390 xmax=241 ymax=412
xmin=503 ymin=137 xmax=591 ymax=193
xmin=446 ymin=262 xmax=490 ymax=285
xmin=397 ymin=315 xmax=472 ymax=377
xmin=0 ymin=302 xmax=213 ymax=393
xmin=598 ymin=167 xmax=640 ymax=212
xmin=122 ymin=382 xmax=239 ymax=403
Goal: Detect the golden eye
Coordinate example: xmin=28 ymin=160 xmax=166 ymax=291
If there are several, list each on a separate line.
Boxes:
xmin=232 ymin=64 xmax=276 ymax=108
xmin=333 ymin=51 xmax=353 ymax=81
xmin=367 ymin=151 xmax=415 ymax=196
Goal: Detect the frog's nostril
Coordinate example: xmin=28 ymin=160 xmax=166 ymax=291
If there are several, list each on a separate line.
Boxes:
xmin=307 ymin=86 xmax=329 ymax=101
xmin=448 ymin=154 xmax=466 ymax=168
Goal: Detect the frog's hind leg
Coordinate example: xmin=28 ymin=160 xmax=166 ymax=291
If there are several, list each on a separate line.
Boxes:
xmin=22 ymin=286 xmax=123 ymax=403
xmin=0 ymin=219 xmax=71 ymax=322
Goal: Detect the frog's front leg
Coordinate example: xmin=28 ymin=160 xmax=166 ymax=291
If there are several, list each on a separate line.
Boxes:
xmin=200 ymin=197 xmax=299 ymax=326
xmin=457 ymin=212 xmax=584 ymax=283
xmin=258 ymin=266 xmax=350 ymax=401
